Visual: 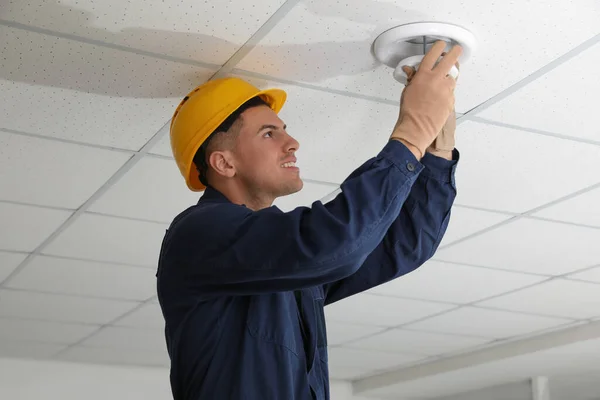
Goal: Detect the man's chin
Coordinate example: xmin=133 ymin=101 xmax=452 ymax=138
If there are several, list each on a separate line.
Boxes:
xmin=278 ymin=179 xmax=304 ymax=197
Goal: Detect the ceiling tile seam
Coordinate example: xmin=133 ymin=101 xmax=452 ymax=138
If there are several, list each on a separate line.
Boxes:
xmin=332 ymin=342 xmax=424 ymax=357
xmin=457 ymin=32 xmax=600 ymax=123
xmin=84 ymin=210 xmax=171 ymax=226
xmin=51 ymin=296 xmax=158 ymax=360
xmin=0 ymin=249 xmax=29 ymax=256
xmin=450 ymin=204 xmax=518 ymax=216
xmin=469 ymin=117 xmax=600 ymax=148
xmin=448 ymin=278 xmax=556 ymax=308
xmin=467 ymin=304 xmax=582 ymax=322
xmin=520 ymin=181 xmax=600 ymax=216
xmin=334 ymin=286 xmax=584 ymax=355
xmin=399 ymin=327 xmax=493 ymax=341
xmin=26 ymin=252 xmax=157 ymax=270
xmin=0 ymin=18 xmax=220 ymax=71
xmin=436 ymin=215 xmax=521 ymax=251
xmin=0 ymin=315 xmax=102 ymax=328
xmin=352 ymin=319 xmax=600 ymax=393
xmin=438 ymin=178 xmax=600 ymax=251
xmin=365 ymin=292 xmax=462 ymax=307
xmin=524 ymin=215 xmax=600 ymax=231
xmin=553 ymin=262 xmax=600 ymax=280
xmin=0 ymin=118 xmax=173 ymax=288
xmin=209 ymin=0 xmax=304 ymax=81
xmin=231 ymin=68 xmax=400 ymax=106
xmin=331 ymin=305 xmax=466 ymax=347
xmin=0 ymin=338 xmax=88 ymax=348
xmin=0 ymin=199 xmax=75 ymax=212
xmin=430 ymin=258 xmax=561 ymax=278
xmin=0 ymin=127 xmax=136 ymax=154
xmin=0 ymin=286 xmax=149 ymax=304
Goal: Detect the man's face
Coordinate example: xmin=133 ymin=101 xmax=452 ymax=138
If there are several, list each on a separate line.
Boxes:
xmin=232 ymin=105 xmax=303 ymax=199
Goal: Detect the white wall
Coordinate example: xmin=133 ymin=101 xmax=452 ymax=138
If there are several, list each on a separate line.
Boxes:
xmin=0 ymin=357 xmax=376 ymax=400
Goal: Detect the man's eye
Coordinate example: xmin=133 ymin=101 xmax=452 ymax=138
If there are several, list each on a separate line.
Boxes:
xmin=264 ymin=131 xmax=273 ymax=138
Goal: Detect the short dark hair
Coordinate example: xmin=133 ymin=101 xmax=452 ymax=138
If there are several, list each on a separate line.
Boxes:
xmin=193 ymin=96 xmax=269 ymax=187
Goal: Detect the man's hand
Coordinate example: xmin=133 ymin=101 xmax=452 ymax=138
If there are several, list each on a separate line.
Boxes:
xmin=390 ymin=41 xmax=461 ymax=160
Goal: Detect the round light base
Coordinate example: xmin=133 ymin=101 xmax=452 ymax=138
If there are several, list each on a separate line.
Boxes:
xmin=373 ymin=22 xmax=477 ymax=84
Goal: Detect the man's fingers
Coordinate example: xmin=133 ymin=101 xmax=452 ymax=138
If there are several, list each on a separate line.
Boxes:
xmin=420 ymin=41 xmax=448 ymax=70
xmin=402 ymin=65 xmax=416 ymax=82
xmin=434 ymin=45 xmax=463 ymax=76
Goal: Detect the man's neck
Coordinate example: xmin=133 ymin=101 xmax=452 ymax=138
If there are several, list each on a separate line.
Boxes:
xmin=210 ymin=182 xmax=274 ymax=211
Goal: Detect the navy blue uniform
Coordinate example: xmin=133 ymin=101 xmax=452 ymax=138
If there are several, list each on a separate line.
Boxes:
xmin=156 ymin=140 xmax=459 ymax=399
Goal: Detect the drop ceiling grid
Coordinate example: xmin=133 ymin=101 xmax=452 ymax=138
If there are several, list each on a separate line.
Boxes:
xmin=1 ymin=12 xmax=599 ymax=139
xmin=1 ymin=0 xmax=600 ymax=382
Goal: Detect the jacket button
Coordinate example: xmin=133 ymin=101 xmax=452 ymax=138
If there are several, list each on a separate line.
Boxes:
xmin=407 ymin=163 xmax=415 ymax=172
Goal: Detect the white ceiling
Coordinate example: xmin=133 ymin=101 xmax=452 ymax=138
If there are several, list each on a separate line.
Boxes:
xmin=0 ymin=0 xmax=599 ymax=399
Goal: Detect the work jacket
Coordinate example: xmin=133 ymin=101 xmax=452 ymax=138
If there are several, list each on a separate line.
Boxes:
xmin=156 ymin=139 xmax=459 ymax=400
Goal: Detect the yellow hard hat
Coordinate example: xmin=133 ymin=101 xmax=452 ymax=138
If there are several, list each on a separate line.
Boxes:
xmin=169 ymin=77 xmax=287 ymax=191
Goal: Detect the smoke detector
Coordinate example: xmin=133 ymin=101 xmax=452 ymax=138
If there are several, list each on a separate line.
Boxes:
xmin=373 ymin=22 xmax=477 ymax=84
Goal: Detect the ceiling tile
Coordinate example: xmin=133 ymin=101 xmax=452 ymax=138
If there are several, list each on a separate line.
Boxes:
xmin=405 ymin=306 xmax=572 ymax=339
xmin=0 ymin=132 xmax=130 ymax=208
xmin=115 ymin=302 xmax=164 ymax=329
xmin=0 ymin=251 xmax=27 ymax=282
xmin=328 ymin=347 xmax=423 ymax=371
xmin=273 ymin=181 xmax=338 ymax=212
xmin=439 ymin=207 xmax=512 ymax=247
xmin=88 ymin=156 xmax=200 ymax=223
xmin=477 ymin=279 xmax=600 ymax=320
xmin=43 ymin=213 xmax=168 ymax=267
xmin=451 ymin=121 xmax=600 ymax=213
xmin=236 ymin=0 xmax=600 ymax=113
xmin=0 ymin=202 xmax=71 ymax=252
xmin=0 ymin=317 xmax=98 ymax=344
xmin=0 ymin=289 xmax=138 ymax=325
xmin=532 ymin=187 xmax=600 ymax=228
xmin=58 ymin=345 xmax=169 ymax=368
xmin=0 ymin=341 xmax=65 ymax=359
xmin=3 ymin=0 xmax=287 ymax=65
xmin=479 ymin=42 xmax=600 ymax=142
xmin=368 ymin=261 xmax=546 ymax=304
xmin=233 ymin=74 xmax=400 ymax=183
xmin=325 ymin=321 xmax=385 ymax=346
xmin=435 ymin=218 xmax=600 ymax=276
xmin=328 ymin=366 xmax=373 ymax=381
xmin=347 ymin=328 xmax=490 ymax=356
xmin=5 ymin=255 xmax=156 ymax=301
xmin=148 ymin=134 xmax=173 ymax=158
xmin=569 ymin=266 xmax=600 ymax=284
xmin=82 ymin=326 xmax=165 ymax=350
xmin=0 ymin=26 xmax=214 ymax=150
xmin=324 ymin=293 xmax=454 ymax=327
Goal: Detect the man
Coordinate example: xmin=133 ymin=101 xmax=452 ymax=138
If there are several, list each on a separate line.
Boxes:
xmin=157 ymin=42 xmax=462 ymax=399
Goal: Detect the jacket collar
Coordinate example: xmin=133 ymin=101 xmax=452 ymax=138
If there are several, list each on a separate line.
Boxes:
xmin=198 ymin=186 xmax=232 ymax=205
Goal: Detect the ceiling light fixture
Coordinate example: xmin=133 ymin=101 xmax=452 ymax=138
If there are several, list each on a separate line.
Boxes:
xmin=373 ymin=22 xmax=477 ymax=84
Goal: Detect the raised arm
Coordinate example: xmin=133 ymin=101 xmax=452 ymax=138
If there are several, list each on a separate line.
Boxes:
xmin=159 ymin=140 xmax=423 ymax=296
xmin=322 ymin=149 xmax=459 ymax=304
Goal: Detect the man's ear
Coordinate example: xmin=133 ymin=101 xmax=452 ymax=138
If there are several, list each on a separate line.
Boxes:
xmin=207 ymin=150 xmax=236 ymax=179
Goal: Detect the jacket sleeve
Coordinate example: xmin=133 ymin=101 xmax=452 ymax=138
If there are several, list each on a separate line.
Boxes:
xmin=159 ymin=140 xmax=424 ymax=296
xmin=322 ymin=150 xmax=459 ymax=305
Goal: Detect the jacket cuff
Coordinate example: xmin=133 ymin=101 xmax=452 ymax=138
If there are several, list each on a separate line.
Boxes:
xmin=379 ymin=139 xmax=425 ymax=178
xmin=420 ymin=148 xmax=460 ymax=184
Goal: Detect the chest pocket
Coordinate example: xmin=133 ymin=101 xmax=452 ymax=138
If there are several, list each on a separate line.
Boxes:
xmin=246 ymin=292 xmax=304 ymax=358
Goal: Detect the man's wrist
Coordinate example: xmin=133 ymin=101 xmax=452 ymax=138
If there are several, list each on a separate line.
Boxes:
xmin=426 ymin=147 xmax=454 ymax=160
xmin=390 ymin=136 xmax=423 ymax=161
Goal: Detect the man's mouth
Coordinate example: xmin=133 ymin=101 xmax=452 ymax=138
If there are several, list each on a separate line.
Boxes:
xmin=281 ymin=161 xmax=297 ymax=168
